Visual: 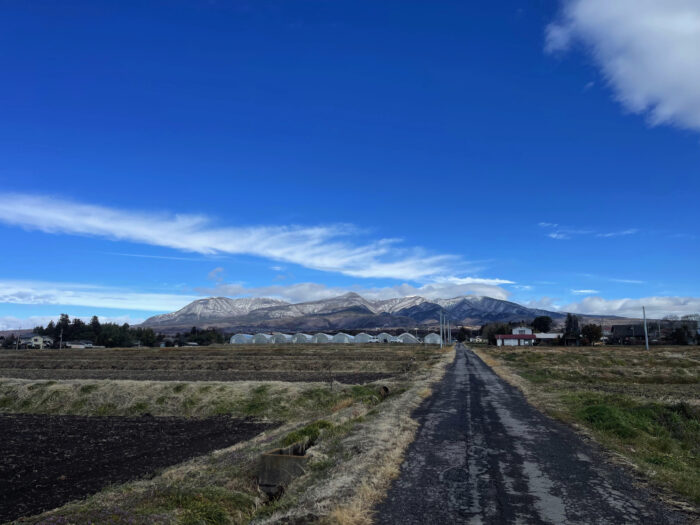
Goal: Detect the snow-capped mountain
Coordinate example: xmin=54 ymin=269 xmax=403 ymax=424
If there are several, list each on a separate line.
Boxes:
xmin=140 ymin=292 xmax=581 ymax=331
xmin=143 ymin=297 xmax=289 ymax=326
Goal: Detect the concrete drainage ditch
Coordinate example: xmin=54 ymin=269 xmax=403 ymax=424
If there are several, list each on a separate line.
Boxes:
xmin=256 ymin=385 xmax=390 ymax=498
xmin=257 ymin=441 xmax=312 ymax=498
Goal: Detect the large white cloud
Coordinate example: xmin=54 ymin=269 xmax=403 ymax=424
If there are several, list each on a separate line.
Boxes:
xmin=546 ymin=0 xmax=700 ymax=132
xmin=0 ymin=193 xmax=466 ymax=281
xmin=564 ymin=296 xmax=700 ymax=318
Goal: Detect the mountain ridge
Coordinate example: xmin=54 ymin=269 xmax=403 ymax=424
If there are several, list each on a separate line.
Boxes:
xmin=141 ymin=293 xmax=617 ymax=332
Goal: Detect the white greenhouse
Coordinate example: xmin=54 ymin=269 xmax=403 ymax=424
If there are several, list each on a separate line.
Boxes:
xmin=271 ymin=333 xmax=292 ymax=344
xmin=230 ymin=334 xmax=253 ymax=344
xmin=312 ymin=333 xmax=333 ymax=344
xmin=423 ymin=333 xmax=442 ymax=345
xmin=333 ymin=332 xmax=355 ymax=344
xmin=292 ymin=333 xmax=312 ymax=344
xmin=377 ymin=332 xmax=395 ymax=343
xmin=397 ymin=332 xmax=419 ymax=344
xmin=354 ymin=332 xmax=374 ymax=343
xmin=252 ymin=333 xmax=273 ymax=344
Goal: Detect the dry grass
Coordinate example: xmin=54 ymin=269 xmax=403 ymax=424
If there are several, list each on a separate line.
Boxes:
xmin=252 ymin=345 xmax=457 ymax=524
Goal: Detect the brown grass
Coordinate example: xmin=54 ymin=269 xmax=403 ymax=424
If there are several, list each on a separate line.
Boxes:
xmin=252 ymin=345 xmax=457 ymax=524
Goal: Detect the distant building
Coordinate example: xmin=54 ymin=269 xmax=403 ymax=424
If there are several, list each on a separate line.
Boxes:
xmin=332 ymin=332 xmax=355 ymax=344
xmin=230 ymin=334 xmax=253 ymax=344
xmin=65 ymin=340 xmax=93 ymax=349
xmin=354 ymin=332 xmax=375 ymax=343
xmin=291 ymin=333 xmax=312 ymax=343
xmin=377 ymin=332 xmax=395 ymax=343
xmin=396 ymin=332 xmax=419 ymax=344
xmin=496 ymin=327 xmax=536 ymax=347
xmin=21 ymin=334 xmax=54 ymax=349
xmin=534 ymin=333 xmax=562 ymax=345
xmin=609 ymin=324 xmax=646 ymax=345
xmin=312 ymin=333 xmax=333 ymax=344
xmin=423 ymin=333 xmax=442 ymax=345
xmin=252 ymin=333 xmax=273 ymax=344
xmin=271 ymin=333 xmax=292 ymax=344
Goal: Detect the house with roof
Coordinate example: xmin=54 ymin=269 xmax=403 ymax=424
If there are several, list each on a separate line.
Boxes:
xmin=20 ymin=334 xmax=54 ymax=349
xmin=496 ymin=326 xmax=535 ymax=347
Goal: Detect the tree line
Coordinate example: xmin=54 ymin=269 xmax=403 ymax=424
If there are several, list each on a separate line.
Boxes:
xmin=11 ymin=315 xmax=227 ymax=349
xmin=30 ymin=314 xmax=158 ymax=348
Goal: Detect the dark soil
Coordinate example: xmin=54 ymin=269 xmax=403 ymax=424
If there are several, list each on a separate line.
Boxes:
xmin=0 ymin=369 xmax=393 ymax=383
xmin=0 ymin=347 xmax=424 ymax=384
xmin=0 ymin=414 xmax=275 ymax=523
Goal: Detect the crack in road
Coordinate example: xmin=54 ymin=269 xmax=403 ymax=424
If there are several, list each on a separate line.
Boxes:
xmin=373 ymin=345 xmax=691 ymax=524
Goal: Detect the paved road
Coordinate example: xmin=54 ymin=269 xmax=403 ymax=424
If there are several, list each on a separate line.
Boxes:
xmin=374 ymin=345 xmax=692 ymax=524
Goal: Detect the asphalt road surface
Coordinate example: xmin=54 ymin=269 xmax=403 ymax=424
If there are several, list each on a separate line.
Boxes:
xmin=374 ymin=344 xmax=692 ymax=524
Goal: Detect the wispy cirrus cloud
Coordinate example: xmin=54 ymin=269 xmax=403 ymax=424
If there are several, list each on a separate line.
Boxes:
xmin=596 ymin=229 xmax=638 ymax=238
xmin=546 ymin=0 xmax=700 ymax=133
xmin=571 ymin=289 xmax=600 ymax=295
xmin=538 ymin=222 xmax=638 ymax=240
xmin=0 ymin=193 xmax=467 ymax=282
xmin=0 ymin=280 xmax=199 ymax=312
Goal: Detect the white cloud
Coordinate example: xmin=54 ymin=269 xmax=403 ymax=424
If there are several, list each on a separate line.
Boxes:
xmin=0 ymin=314 xmax=145 ymax=331
xmin=0 ymin=193 xmax=464 ymax=281
xmin=596 ymin=229 xmax=638 ymax=238
xmin=564 ymin=296 xmax=700 ymax=318
xmin=546 ymin=0 xmax=700 ymax=132
xmin=539 ymin=222 xmax=638 ymax=240
xmin=0 ymin=280 xmax=199 ymax=312
xmin=523 ymin=297 xmax=562 ymax=310
xmin=571 ymin=289 xmax=600 ymax=295
xmin=207 ymin=267 xmax=225 ymax=282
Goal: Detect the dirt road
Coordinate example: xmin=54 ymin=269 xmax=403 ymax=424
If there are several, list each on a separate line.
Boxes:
xmin=374 ymin=345 xmax=691 ymax=524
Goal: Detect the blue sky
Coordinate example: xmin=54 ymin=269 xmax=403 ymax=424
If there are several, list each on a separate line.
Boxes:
xmin=1 ymin=0 xmax=699 ymax=328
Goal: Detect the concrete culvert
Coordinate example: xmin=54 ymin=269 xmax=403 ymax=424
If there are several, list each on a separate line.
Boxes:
xmin=378 ymin=385 xmax=390 ymax=398
xmin=257 ymin=442 xmax=311 ymax=498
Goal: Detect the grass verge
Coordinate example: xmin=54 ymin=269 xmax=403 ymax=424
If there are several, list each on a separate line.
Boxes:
xmin=476 ymin=345 xmax=700 ymax=509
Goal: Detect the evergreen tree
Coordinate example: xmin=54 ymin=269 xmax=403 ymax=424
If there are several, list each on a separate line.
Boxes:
xmin=90 ymin=316 xmax=101 ymax=337
xmin=532 ymin=316 xmax=553 ymax=333
xmin=564 ymin=313 xmax=580 ymax=336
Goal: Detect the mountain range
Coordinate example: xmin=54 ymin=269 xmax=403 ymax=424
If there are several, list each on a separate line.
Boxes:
xmin=140 ymin=293 xmax=613 ymax=333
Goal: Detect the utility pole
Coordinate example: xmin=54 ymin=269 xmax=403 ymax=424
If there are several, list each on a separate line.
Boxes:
xmin=59 ymin=327 xmax=63 ymax=350
xmin=16 ymin=326 xmax=20 ymax=351
xmin=439 ymin=312 xmax=444 ymax=349
xmin=643 ymin=306 xmax=650 ymax=351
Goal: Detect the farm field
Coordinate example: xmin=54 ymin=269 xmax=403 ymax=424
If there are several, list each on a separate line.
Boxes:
xmin=0 ymin=414 xmax=273 ymax=523
xmin=0 ymin=345 xmax=421 ymax=383
xmin=0 ymin=343 xmax=452 ymax=524
xmin=476 ymin=345 xmax=700 ymax=508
